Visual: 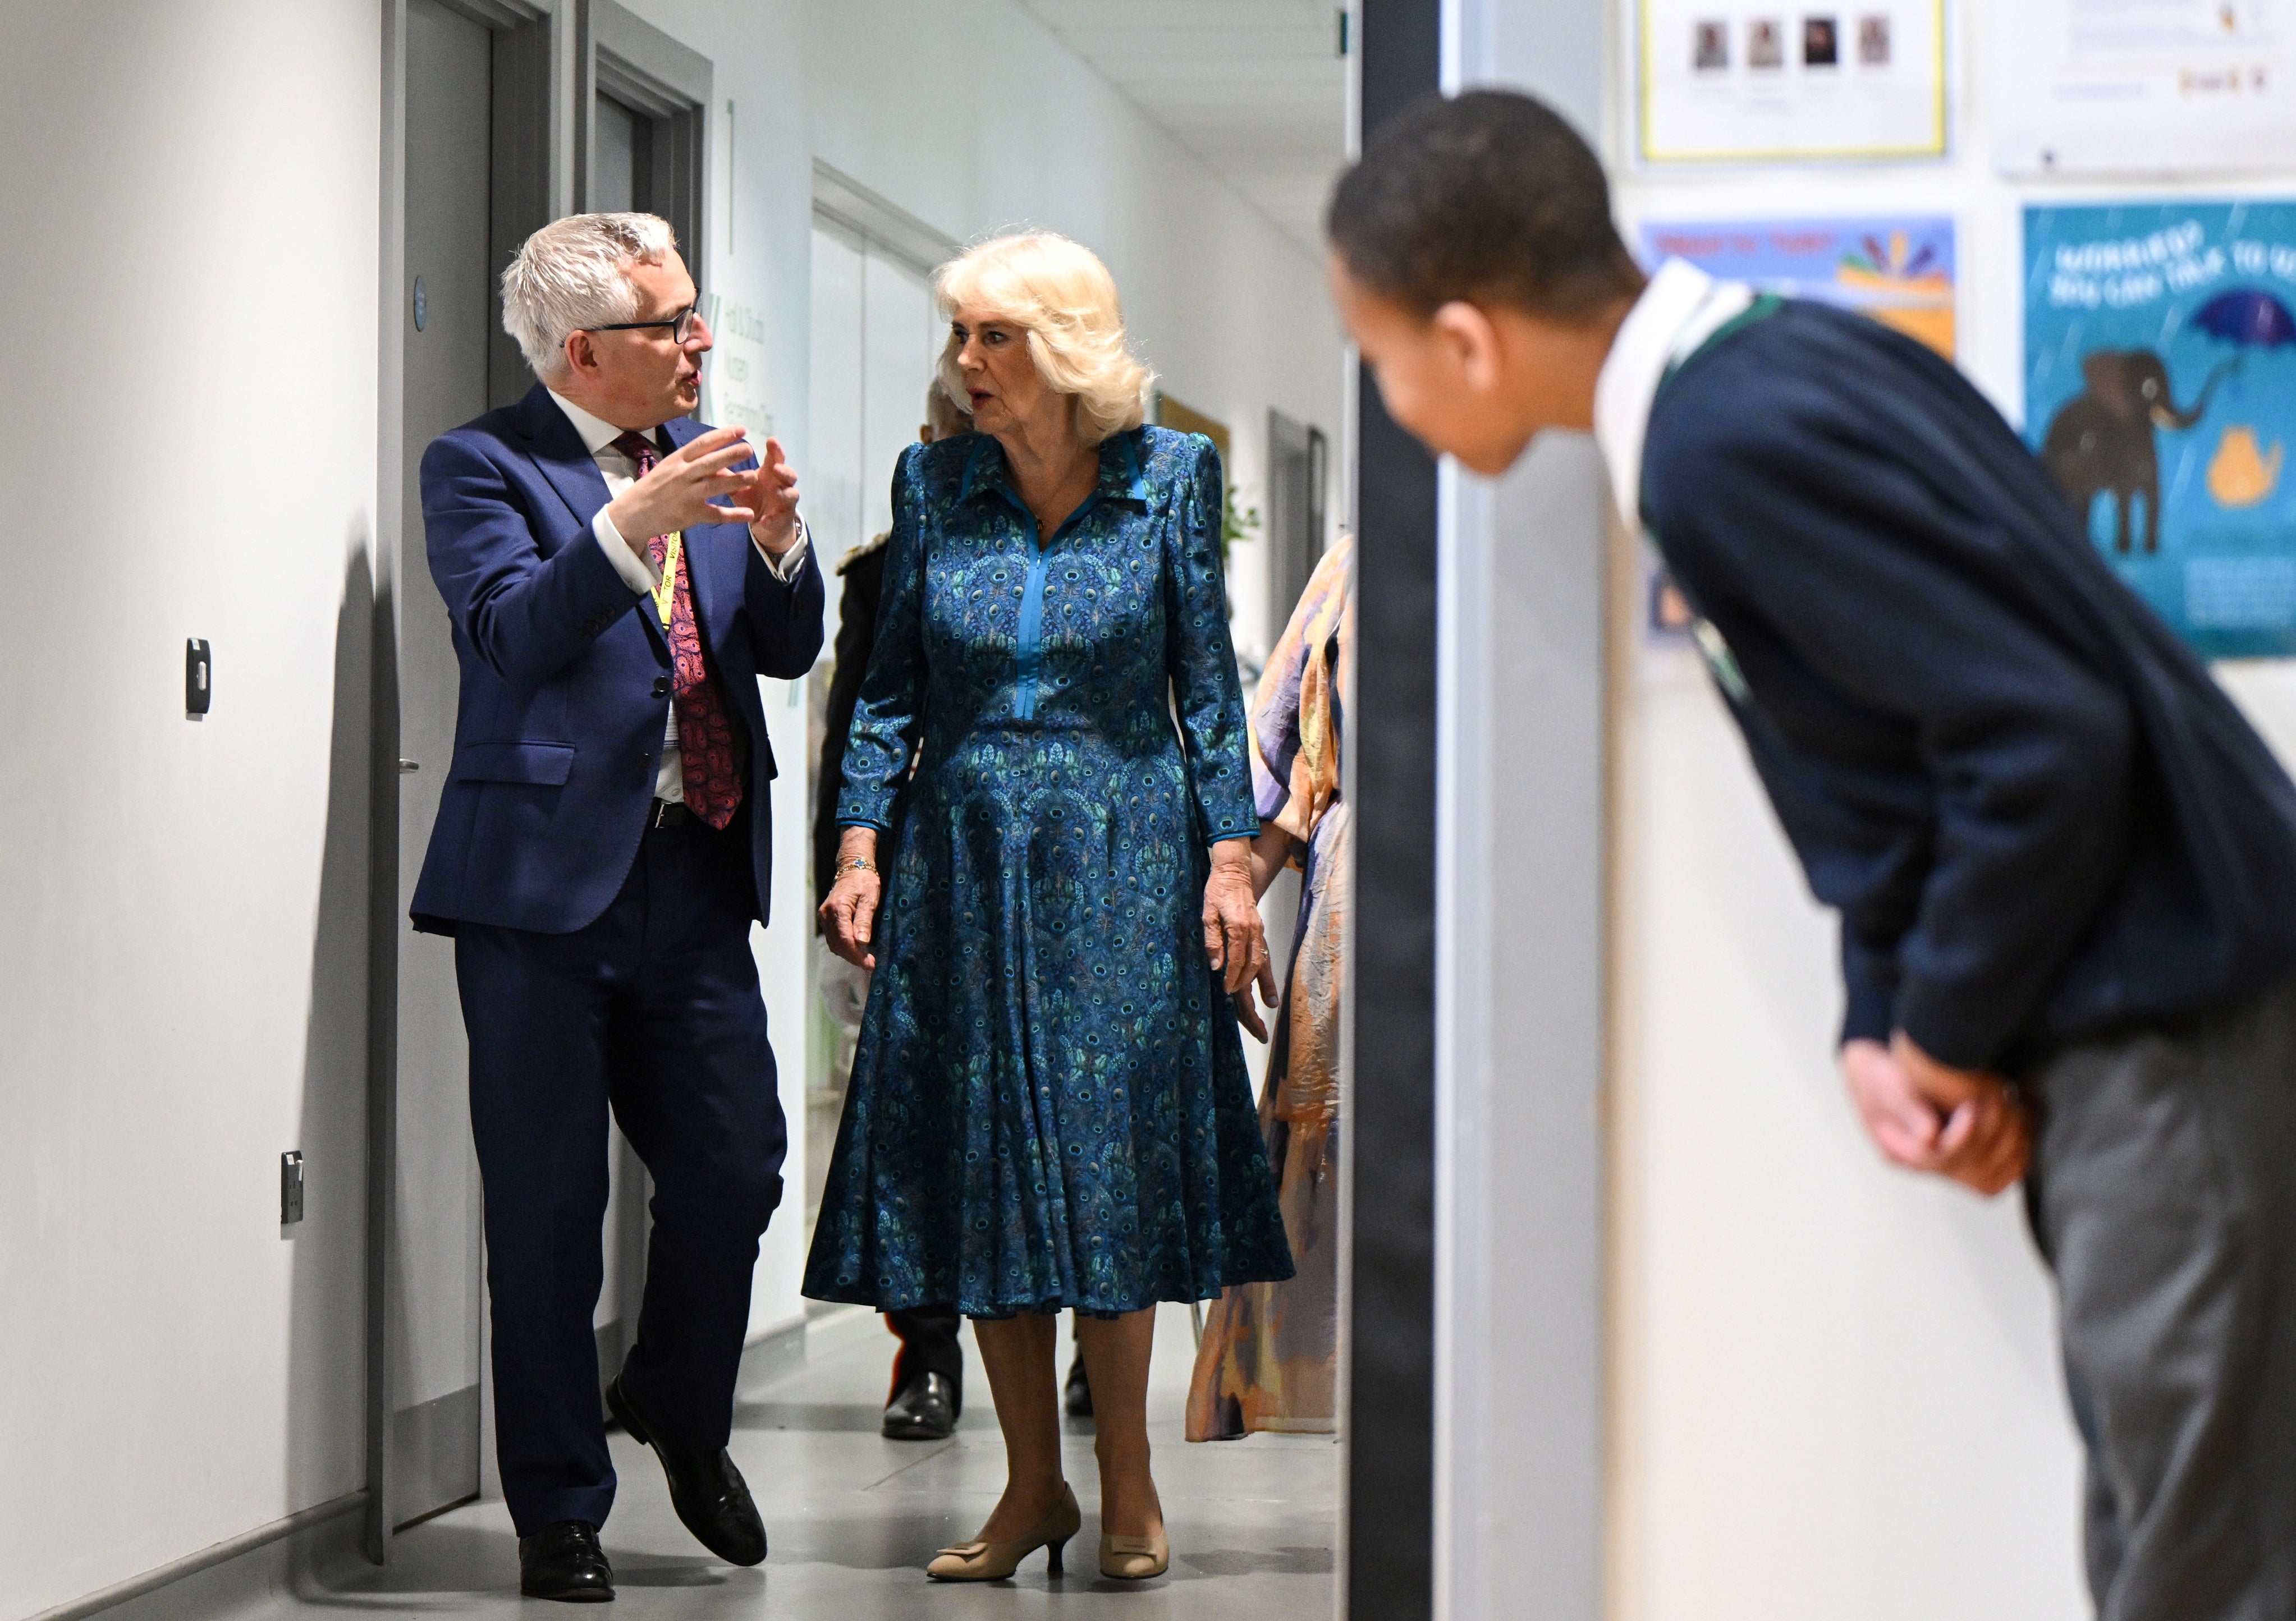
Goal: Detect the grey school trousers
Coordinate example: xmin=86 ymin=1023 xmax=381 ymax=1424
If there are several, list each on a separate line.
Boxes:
xmin=2024 ymin=970 xmax=2296 ymax=1621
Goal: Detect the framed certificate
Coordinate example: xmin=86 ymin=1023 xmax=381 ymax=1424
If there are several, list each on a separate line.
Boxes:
xmin=1634 ymin=0 xmax=1949 ymax=164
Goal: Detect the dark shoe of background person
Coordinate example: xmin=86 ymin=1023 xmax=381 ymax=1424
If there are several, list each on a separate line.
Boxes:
xmin=519 ymin=1520 xmax=616 ymax=1602
xmin=606 ymin=1374 xmax=768 ymax=1567
xmin=1064 ymin=1352 xmax=1093 ymax=1419
xmin=882 ymin=1371 xmax=959 ymax=1440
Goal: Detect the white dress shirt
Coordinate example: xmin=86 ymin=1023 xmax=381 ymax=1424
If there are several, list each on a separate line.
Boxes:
xmin=546 ymin=388 xmax=810 ymax=803
xmin=1590 ymin=257 xmax=1756 ymax=535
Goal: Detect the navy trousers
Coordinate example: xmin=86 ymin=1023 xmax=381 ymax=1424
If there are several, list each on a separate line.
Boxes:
xmin=456 ymin=813 xmax=787 ymax=1536
xmin=885 ymin=1305 xmax=965 ymax=1404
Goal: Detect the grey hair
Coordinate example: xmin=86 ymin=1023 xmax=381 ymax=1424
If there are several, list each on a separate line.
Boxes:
xmin=501 ymin=212 xmax=677 ymax=380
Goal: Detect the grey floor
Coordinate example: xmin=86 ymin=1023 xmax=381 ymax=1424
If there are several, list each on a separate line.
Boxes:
xmin=275 ymin=1304 xmax=1335 ymax=1618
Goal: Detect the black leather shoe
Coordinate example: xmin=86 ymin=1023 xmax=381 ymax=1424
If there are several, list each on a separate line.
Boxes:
xmin=519 ymin=1520 xmax=615 ymax=1602
xmin=606 ymin=1374 xmax=768 ymax=1567
xmin=882 ymin=1371 xmax=959 ymax=1440
xmin=1064 ymin=1352 xmax=1093 ymax=1419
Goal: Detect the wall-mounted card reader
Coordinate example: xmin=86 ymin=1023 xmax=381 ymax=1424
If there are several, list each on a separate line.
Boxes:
xmin=186 ymin=639 xmax=212 ymax=719
xmin=281 ymin=1151 xmax=305 ymax=1226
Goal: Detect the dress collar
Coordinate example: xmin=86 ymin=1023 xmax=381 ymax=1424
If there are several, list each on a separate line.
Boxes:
xmin=959 ymin=426 xmax=1151 ymax=508
xmin=1591 ymin=258 xmax=1756 ymax=532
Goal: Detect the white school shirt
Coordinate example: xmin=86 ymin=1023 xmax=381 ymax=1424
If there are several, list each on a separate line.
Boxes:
xmin=547 ymin=388 xmax=810 ymax=803
xmin=1589 ymin=257 xmax=1756 ymax=535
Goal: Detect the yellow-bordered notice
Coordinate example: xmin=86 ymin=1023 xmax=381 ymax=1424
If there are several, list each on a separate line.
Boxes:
xmin=1637 ymin=1 xmax=1948 ymax=165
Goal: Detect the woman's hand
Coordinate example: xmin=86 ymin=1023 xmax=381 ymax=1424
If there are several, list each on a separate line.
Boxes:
xmin=1203 ymin=839 xmax=1271 ymax=1002
xmin=819 ymin=827 xmax=883 ymax=970
xmin=1231 ymin=966 xmax=1280 ymax=1043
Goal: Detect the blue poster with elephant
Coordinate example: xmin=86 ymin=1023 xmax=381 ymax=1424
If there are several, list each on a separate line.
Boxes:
xmin=2026 ymin=203 xmax=2296 ymax=659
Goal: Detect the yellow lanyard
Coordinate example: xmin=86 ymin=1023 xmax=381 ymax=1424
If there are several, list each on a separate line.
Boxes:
xmin=649 ymin=531 xmax=685 ymax=627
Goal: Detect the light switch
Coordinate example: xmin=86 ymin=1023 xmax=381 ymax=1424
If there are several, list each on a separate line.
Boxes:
xmin=186 ymin=639 xmax=212 ymax=719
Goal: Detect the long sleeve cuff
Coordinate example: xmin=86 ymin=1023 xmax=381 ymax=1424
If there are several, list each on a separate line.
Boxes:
xmin=595 ymin=509 xmax=809 ymax=586
xmin=593 ymin=507 xmax=657 ymax=594
xmin=754 ymin=515 xmax=810 ymax=582
xmin=1837 ymin=930 xmax=1898 ymax=1050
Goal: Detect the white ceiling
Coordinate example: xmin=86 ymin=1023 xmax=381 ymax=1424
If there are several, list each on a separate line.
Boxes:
xmin=1016 ymin=0 xmax=1349 ymax=257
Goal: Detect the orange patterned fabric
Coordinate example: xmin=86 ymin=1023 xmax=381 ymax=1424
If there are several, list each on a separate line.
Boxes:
xmin=1187 ymin=535 xmax=1353 ymax=1440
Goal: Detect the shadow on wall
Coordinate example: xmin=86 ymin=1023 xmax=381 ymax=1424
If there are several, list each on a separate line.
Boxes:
xmin=94 ymin=532 xmax=378 ymax=1615
xmin=287 ymin=533 xmax=375 ymax=1514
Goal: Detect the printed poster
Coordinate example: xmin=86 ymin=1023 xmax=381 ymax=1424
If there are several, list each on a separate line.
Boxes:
xmin=2026 ymin=203 xmax=2296 ymax=658
xmin=1635 ymin=0 xmax=1947 ymax=163
xmin=1995 ymin=1 xmax=2296 ymax=176
xmin=1638 ymin=215 xmax=1958 ymax=355
xmin=701 ymin=293 xmax=775 ymax=442
xmin=1638 ymin=216 xmax=1957 ymax=640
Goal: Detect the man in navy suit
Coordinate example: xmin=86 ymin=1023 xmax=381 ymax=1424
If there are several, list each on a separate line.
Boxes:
xmin=412 ymin=212 xmax=822 ymax=1601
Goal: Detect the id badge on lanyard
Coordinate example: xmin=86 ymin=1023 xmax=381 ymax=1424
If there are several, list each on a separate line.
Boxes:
xmin=650 ymin=532 xmax=685 ymax=627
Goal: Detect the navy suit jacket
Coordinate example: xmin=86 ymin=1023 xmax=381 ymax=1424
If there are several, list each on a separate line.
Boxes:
xmin=410 ymin=383 xmax=824 ymax=936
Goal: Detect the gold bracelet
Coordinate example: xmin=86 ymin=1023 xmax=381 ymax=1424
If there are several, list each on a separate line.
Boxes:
xmin=836 ymin=857 xmax=878 ymax=877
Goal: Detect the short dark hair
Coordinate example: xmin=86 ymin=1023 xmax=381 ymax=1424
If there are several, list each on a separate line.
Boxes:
xmin=1326 ymin=90 xmax=1643 ymax=324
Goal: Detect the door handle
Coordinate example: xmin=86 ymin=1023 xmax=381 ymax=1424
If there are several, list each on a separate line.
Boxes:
xmin=398 ymin=759 xmax=421 ymax=774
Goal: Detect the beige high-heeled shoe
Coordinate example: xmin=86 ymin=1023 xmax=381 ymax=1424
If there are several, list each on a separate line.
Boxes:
xmin=925 ymin=1483 xmax=1082 ymax=1581
xmin=1098 ymin=1527 xmax=1171 ymax=1580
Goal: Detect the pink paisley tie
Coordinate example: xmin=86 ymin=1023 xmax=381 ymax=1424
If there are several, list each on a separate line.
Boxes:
xmin=614 ymin=431 xmax=744 ymax=830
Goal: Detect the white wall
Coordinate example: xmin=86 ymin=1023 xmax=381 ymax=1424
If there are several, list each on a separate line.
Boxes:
xmin=1601 ymin=6 xmax=2296 ymax=1618
xmin=0 ymin=1 xmax=379 ymax=1613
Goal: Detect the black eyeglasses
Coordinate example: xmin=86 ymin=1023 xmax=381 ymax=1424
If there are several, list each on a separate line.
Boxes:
xmin=588 ymin=304 xmax=702 ymax=344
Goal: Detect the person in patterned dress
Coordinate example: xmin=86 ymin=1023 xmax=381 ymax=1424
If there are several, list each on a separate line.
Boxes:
xmin=809 ymin=231 xmax=1293 ymax=1585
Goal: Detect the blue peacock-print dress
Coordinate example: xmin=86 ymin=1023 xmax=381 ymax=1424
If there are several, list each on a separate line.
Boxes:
xmin=802 ymin=425 xmax=1295 ymax=1319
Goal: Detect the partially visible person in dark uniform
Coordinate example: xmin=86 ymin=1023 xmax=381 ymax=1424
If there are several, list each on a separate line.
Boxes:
xmin=813 ymin=383 xmax=982 ymax=1440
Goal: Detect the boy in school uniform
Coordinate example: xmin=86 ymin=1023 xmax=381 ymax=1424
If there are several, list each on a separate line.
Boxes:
xmin=1327 ymin=89 xmax=2296 ymax=1618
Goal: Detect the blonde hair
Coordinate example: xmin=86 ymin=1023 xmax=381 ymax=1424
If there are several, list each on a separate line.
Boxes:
xmin=933 ymin=232 xmax=1153 ymax=446
xmin=501 ymin=212 xmax=675 ymax=380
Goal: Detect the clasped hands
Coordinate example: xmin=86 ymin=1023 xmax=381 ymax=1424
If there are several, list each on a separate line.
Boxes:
xmin=819 ymin=830 xmax=1281 ymax=1037
xmin=604 ymin=425 xmax=801 ymax=555
xmin=1841 ymin=1033 xmax=2029 ymax=1196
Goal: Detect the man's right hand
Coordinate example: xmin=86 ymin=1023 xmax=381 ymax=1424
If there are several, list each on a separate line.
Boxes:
xmin=1841 ymin=1035 xmax=2030 ymax=1197
xmin=604 ymin=425 xmax=759 ymax=545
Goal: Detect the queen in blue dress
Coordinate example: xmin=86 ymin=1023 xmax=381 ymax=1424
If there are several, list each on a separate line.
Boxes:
xmin=809 ymin=231 xmax=1292 ymax=1585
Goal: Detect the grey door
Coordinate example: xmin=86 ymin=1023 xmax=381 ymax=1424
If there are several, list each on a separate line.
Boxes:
xmin=1266 ymin=408 xmax=1327 ymax=643
xmin=394 ymin=0 xmax=491 ymax=1530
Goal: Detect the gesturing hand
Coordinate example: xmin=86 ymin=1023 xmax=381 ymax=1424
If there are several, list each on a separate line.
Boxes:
xmin=739 ymin=436 xmax=803 ymax=555
xmin=1841 ymin=1034 xmax=2030 ymax=1196
xmin=1203 ymin=841 xmax=1270 ymax=999
xmin=604 ymin=425 xmax=758 ymax=545
xmin=819 ymin=828 xmax=883 ymax=970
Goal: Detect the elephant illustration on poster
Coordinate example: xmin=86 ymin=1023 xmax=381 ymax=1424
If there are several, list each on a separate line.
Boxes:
xmin=2042 ymin=350 xmax=2232 ymax=554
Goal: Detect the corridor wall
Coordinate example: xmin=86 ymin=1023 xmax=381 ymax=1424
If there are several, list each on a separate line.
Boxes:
xmin=1601 ymin=8 xmax=2296 ymax=1620
xmin=0 ymin=2 xmax=382 ymax=1615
